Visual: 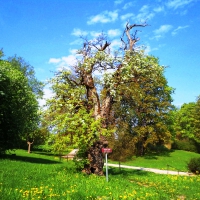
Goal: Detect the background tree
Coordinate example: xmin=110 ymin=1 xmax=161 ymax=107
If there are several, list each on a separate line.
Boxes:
xmin=194 ymin=96 xmax=200 ymax=143
xmin=7 ymin=55 xmax=43 ymax=98
xmin=172 ymin=101 xmax=200 ymax=152
xmin=174 ymin=103 xmax=196 ymax=140
xmin=0 ymin=50 xmax=42 ymax=154
xmin=110 ymin=52 xmax=173 ymax=156
xmin=44 ymin=22 xmax=173 ymax=174
xmin=109 ymin=129 xmax=136 ymax=166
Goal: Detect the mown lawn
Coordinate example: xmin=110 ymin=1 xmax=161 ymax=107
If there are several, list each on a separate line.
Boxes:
xmin=0 ymin=149 xmax=200 ymax=199
xmin=109 ymin=150 xmax=200 ymax=171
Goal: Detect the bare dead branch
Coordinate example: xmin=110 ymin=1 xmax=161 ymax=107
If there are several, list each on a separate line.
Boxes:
xmin=122 ymin=21 xmax=148 ymax=51
xmin=100 ymin=41 xmax=111 ymax=51
xmin=121 ymin=37 xmax=127 ymax=50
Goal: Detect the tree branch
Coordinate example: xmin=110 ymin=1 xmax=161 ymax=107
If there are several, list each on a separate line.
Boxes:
xmin=123 ymin=21 xmax=148 ymax=50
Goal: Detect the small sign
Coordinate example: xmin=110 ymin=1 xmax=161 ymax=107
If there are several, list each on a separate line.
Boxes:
xmin=102 ymin=148 xmax=112 ymax=153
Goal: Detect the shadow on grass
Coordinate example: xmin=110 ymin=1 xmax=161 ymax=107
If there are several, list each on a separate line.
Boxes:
xmin=108 ymin=167 xmax=149 ymax=177
xmin=32 ymin=149 xmax=69 ymax=157
xmin=143 ymin=149 xmax=174 ymax=160
xmin=0 ymin=154 xmax=60 ymax=164
xmin=33 ymin=151 xmax=60 ymax=157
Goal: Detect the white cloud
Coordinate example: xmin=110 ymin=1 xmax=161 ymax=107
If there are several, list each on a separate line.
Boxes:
xmin=153 ymin=6 xmax=165 ymax=12
xmin=120 ymin=13 xmax=134 ymax=21
xmin=90 ymin=31 xmax=102 ymax=37
xmin=61 ymin=55 xmax=77 ymax=66
xmin=49 ymin=58 xmax=61 ymax=64
xmin=114 ymin=0 xmax=123 ymax=5
xmin=140 ymin=5 xmax=149 ymax=12
xmin=154 ymin=24 xmax=173 ymax=35
xmin=48 ymin=55 xmax=77 ymax=71
xmin=38 ymin=87 xmax=54 ymax=107
xmin=123 ymin=2 xmax=134 ymax=10
xmin=136 ymin=5 xmax=155 ymax=21
xmin=69 ymin=49 xmax=78 ymax=54
xmin=144 ymin=45 xmax=151 ymax=54
xmin=70 ymin=39 xmax=83 ymax=45
xmin=153 ymin=25 xmax=173 ymax=40
xmin=107 ymin=29 xmax=121 ymax=37
xmin=71 ymin=28 xmax=88 ymax=36
xmin=166 ymin=0 xmax=193 ymax=10
xmin=143 ymin=45 xmax=159 ymax=54
xmin=180 ymin=10 xmax=188 ymax=15
xmin=172 ymin=25 xmax=189 ymax=35
xmin=87 ymin=10 xmax=118 ymax=24
xmin=110 ymin=39 xmax=122 ymax=51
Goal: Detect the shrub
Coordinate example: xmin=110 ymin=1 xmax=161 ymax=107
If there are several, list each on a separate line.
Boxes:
xmin=172 ymin=139 xmax=198 ymax=152
xmin=187 ymin=157 xmax=200 ymax=174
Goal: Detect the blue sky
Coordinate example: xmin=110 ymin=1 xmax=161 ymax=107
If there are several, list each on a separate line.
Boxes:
xmin=0 ymin=0 xmax=200 ymax=107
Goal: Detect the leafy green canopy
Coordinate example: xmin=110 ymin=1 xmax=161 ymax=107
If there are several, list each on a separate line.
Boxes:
xmin=8 ymin=55 xmax=44 ymax=98
xmin=43 ymin=70 xmax=111 ymax=152
xmin=110 ymin=51 xmax=174 ymax=155
xmin=172 ymin=97 xmax=200 ymax=144
xmin=194 ymin=96 xmax=200 ymax=142
xmin=44 ymin=49 xmax=174 ymax=156
xmin=0 ymin=51 xmax=40 ymax=153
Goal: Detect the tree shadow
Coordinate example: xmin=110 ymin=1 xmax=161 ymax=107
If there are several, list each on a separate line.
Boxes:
xmin=32 ymin=149 xmax=68 ymax=157
xmin=108 ymin=167 xmax=149 ymax=177
xmin=143 ymin=148 xmax=174 ymax=160
xmin=33 ymin=151 xmax=59 ymax=157
xmin=0 ymin=154 xmax=60 ymax=164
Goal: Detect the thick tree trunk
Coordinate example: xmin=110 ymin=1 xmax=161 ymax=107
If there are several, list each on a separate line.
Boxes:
xmin=83 ymin=141 xmax=104 ymax=175
xmin=80 ymin=41 xmax=115 ymax=175
xmin=82 ymin=71 xmax=112 ymax=175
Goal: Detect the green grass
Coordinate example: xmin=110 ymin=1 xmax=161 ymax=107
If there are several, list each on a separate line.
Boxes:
xmin=109 ymin=150 xmax=200 ymax=171
xmin=0 ymin=149 xmax=200 ymax=199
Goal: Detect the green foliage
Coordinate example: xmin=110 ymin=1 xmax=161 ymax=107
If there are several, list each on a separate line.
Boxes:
xmin=187 ymin=157 xmax=200 ymax=174
xmin=43 ymin=70 xmax=112 ymax=156
xmin=109 ymin=132 xmax=136 ymax=162
xmin=174 ymin=103 xmax=196 ymax=139
xmin=112 ymin=51 xmax=174 ymax=155
xmin=0 ymin=50 xmax=40 ymax=153
xmin=73 ymin=148 xmax=90 ymax=171
xmin=7 ymin=55 xmax=44 ymax=98
xmin=43 ymin=33 xmax=173 ymax=164
xmin=171 ymin=98 xmax=200 ymax=151
xmin=194 ymin=96 xmax=200 ymax=142
xmin=172 ymin=139 xmax=198 ymax=152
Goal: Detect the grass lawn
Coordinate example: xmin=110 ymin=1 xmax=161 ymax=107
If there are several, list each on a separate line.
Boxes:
xmin=109 ymin=150 xmax=200 ymax=172
xmin=0 ymin=149 xmax=200 ymax=199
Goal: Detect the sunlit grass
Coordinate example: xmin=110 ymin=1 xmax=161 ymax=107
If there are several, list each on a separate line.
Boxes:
xmin=110 ymin=150 xmax=200 ymax=171
xmin=0 ymin=149 xmax=200 ymax=199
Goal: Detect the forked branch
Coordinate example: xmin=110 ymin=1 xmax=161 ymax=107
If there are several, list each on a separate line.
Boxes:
xmin=123 ymin=21 xmax=148 ymax=50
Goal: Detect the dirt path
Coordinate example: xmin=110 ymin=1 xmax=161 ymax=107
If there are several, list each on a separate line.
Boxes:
xmin=105 ymin=163 xmax=194 ymax=176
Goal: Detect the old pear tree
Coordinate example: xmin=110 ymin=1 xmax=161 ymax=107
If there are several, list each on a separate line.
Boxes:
xmin=43 ymin=23 xmax=174 ymax=175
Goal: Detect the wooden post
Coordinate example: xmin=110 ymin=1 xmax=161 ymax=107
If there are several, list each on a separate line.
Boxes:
xmin=27 ymin=141 xmax=34 ymax=153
